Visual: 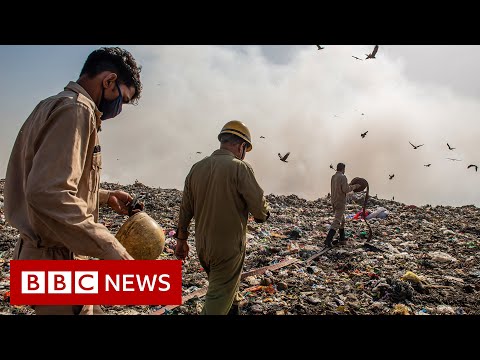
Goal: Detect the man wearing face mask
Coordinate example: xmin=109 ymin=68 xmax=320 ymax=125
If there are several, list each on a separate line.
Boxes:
xmin=4 ymin=47 xmax=143 ymax=315
xmin=175 ymin=120 xmax=270 ymax=315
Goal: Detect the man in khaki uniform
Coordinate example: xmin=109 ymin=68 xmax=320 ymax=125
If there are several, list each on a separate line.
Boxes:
xmin=4 ymin=47 xmax=143 ymax=315
xmin=325 ymin=163 xmax=361 ymax=248
xmin=175 ymin=121 xmax=270 ymax=315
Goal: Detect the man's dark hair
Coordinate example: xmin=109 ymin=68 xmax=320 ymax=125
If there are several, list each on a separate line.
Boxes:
xmin=80 ymin=47 xmax=142 ymax=104
xmin=336 ymin=163 xmax=345 ymax=171
xmin=219 ymin=133 xmax=244 ymax=145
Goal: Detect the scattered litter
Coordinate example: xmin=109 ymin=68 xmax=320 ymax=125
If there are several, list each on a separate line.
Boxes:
xmin=392 ymin=303 xmax=410 ymax=315
xmin=429 ymin=251 xmax=458 ymax=263
xmin=1 ymin=179 xmax=479 ymax=315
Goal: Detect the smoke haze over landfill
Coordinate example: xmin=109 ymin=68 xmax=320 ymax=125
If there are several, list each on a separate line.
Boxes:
xmin=1 ymin=45 xmax=479 ymax=206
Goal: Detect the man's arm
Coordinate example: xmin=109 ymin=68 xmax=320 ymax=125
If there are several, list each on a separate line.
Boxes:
xmin=237 ymin=162 xmax=270 ymax=223
xmin=175 ymin=170 xmax=194 ymax=259
xmin=341 ymin=176 xmax=358 ymax=194
xmin=25 ymin=103 xmax=132 ymax=260
xmin=177 ymin=169 xmax=194 ymax=239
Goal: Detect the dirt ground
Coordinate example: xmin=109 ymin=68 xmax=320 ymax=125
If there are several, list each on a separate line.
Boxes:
xmin=1 ymin=179 xmax=479 ymax=315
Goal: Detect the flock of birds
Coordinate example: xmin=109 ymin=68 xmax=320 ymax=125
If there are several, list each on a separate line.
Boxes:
xmin=270 ymin=46 xmax=380 ymax=168
xmin=317 ymin=44 xmax=379 ymax=61
xmin=190 ymin=44 xmax=478 ymax=198
xmin=356 ymin=136 xmax=478 ymax=179
xmin=317 ymin=45 xmax=478 ymax=179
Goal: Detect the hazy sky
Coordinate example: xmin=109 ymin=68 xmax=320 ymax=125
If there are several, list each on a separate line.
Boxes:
xmin=1 ymin=45 xmax=479 ymax=206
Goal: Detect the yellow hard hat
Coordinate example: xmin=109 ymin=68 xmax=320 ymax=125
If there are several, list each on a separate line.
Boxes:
xmin=218 ymin=120 xmax=253 ymax=152
xmin=115 ymin=212 xmax=165 ymax=260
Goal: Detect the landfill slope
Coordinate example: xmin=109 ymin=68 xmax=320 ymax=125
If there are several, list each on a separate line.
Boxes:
xmin=1 ymin=179 xmax=479 ymax=315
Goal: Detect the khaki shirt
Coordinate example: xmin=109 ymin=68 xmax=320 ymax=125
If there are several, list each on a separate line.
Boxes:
xmin=178 ymin=149 xmax=269 ymax=260
xmin=4 ymin=81 xmax=131 ymax=260
xmin=331 ymin=171 xmax=355 ymax=206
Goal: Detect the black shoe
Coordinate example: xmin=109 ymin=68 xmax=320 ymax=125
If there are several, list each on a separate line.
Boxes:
xmin=227 ymin=304 xmax=240 ymax=315
xmin=324 ymin=229 xmax=336 ymax=248
xmin=338 ymin=229 xmax=347 ymax=245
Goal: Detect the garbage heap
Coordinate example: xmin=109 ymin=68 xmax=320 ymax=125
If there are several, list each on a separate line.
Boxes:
xmin=0 ymin=179 xmax=479 ymax=315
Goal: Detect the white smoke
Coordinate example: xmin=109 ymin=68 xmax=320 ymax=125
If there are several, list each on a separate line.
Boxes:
xmin=4 ymin=45 xmax=480 ymax=206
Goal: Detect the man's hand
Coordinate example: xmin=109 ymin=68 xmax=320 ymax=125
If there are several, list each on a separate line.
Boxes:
xmin=107 ymin=190 xmax=144 ymax=216
xmin=350 ymin=184 xmax=361 ymax=191
xmin=254 ymin=211 xmax=270 ymax=223
xmin=175 ymin=239 xmax=190 ymax=260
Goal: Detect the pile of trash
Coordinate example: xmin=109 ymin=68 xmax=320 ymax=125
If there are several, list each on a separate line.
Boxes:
xmin=1 ymin=179 xmax=479 ymax=315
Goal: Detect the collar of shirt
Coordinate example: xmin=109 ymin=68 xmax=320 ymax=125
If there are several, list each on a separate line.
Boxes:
xmin=212 ymin=149 xmax=236 ymax=157
xmin=64 ymin=81 xmax=102 ymax=130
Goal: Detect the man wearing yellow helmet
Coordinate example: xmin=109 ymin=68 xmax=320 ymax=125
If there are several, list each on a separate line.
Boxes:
xmin=175 ymin=120 xmax=270 ymax=315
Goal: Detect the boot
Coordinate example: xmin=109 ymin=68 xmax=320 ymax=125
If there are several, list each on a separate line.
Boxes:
xmin=325 ymin=229 xmax=336 ymax=248
xmin=338 ymin=229 xmax=347 ymax=245
xmin=227 ymin=304 xmax=240 ymax=315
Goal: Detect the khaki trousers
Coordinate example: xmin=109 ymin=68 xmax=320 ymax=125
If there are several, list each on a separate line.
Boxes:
xmin=331 ymin=203 xmax=346 ymax=230
xmin=197 ymin=245 xmax=246 ymax=315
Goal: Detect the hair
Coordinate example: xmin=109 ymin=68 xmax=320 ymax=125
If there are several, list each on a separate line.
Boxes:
xmin=80 ymin=47 xmax=142 ymax=104
xmin=219 ymin=133 xmax=244 ymax=146
xmin=336 ymin=162 xmax=345 ymax=171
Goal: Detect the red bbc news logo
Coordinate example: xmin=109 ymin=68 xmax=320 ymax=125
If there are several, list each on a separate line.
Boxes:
xmin=9 ymin=260 xmax=182 ymax=305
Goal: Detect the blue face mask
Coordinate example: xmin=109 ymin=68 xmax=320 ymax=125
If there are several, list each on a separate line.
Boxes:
xmin=99 ymin=81 xmax=123 ymax=120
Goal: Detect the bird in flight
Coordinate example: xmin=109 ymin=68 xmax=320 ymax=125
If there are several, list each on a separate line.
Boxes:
xmin=196 ymin=152 xmax=202 ymax=154
xmin=316 ymin=45 xmax=324 ymax=50
xmin=409 ymin=141 xmax=424 ymax=150
xmin=366 ymin=45 xmax=379 ymax=59
xmin=352 ymin=56 xmax=363 ymax=61
xmin=447 ymin=143 xmax=455 ymax=150
xmin=361 ymin=131 xmax=368 ymax=138
xmin=446 ymin=158 xmax=462 ymax=161
xmin=468 ymin=164 xmax=478 ymax=172
xmin=330 ymin=164 xmax=335 ymax=170
xmin=278 ymin=152 xmax=290 ymax=163
xmin=424 ymin=164 xmax=431 ymax=167
xmin=260 ymin=136 xmax=265 ymax=139
xmin=389 ymin=174 xmax=395 ymax=180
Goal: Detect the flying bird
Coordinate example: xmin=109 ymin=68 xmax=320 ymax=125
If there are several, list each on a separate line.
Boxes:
xmin=389 ymin=174 xmax=395 ymax=180
xmin=316 ymin=45 xmax=324 ymax=50
xmin=468 ymin=164 xmax=478 ymax=172
xmin=352 ymin=56 xmax=363 ymax=61
xmin=424 ymin=164 xmax=431 ymax=167
xmin=196 ymin=152 xmax=202 ymax=154
xmin=447 ymin=143 xmax=455 ymax=150
xmin=446 ymin=158 xmax=462 ymax=161
xmin=260 ymin=136 xmax=265 ymax=139
xmin=361 ymin=113 xmax=365 ymax=116
xmin=361 ymin=131 xmax=368 ymax=138
xmin=278 ymin=152 xmax=290 ymax=163
xmin=409 ymin=141 xmax=424 ymax=150
xmin=330 ymin=164 xmax=335 ymax=170
xmin=366 ymin=45 xmax=379 ymax=59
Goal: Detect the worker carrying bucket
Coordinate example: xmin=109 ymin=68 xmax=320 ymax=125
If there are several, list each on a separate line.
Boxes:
xmin=325 ymin=163 xmax=371 ymax=247
xmin=115 ymin=194 xmax=166 ymax=260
